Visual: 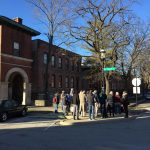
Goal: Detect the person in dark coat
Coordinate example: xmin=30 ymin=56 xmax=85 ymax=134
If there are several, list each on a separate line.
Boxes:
xmin=72 ymin=90 xmax=79 ymax=120
xmin=99 ymin=92 xmax=107 ymax=118
xmin=107 ymin=91 xmax=115 ymax=117
xmin=122 ymin=91 xmax=129 ymax=118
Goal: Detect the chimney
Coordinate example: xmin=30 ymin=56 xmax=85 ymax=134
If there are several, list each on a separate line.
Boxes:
xmin=13 ymin=17 xmax=23 ymax=24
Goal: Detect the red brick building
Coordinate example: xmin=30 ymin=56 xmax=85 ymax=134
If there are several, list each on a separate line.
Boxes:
xmin=0 ymin=16 xmax=81 ymax=105
xmin=0 ymin=16 xmax=39 ymax=104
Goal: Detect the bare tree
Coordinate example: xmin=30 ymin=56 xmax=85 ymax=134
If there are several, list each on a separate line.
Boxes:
xmin=68 ymin=0 xmax=136 ymax=94
xmin=26 ymin=0 xmax=73 ymax=99
xmin=117 ymin=18 xmax=150 ymax=93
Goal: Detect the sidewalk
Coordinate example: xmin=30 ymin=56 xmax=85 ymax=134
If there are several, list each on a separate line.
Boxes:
xmin=27 ymin=106 xmax=65 ymax=119
xmin=129 ymin=99 xmax=146 ymax=107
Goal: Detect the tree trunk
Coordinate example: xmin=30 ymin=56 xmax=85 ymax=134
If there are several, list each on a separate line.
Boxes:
xmin=44 ymin=35 xmax=53 ymax=100
xmin=105 ymin=76 xmax=110 ymax=95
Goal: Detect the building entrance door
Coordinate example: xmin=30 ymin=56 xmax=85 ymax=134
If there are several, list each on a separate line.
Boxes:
xmin=8 ymin=73 xmax=23 ymax=104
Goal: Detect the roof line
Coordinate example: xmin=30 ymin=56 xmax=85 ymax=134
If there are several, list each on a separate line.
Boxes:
xmin=0 ymin=15 xmax=40 ymax=36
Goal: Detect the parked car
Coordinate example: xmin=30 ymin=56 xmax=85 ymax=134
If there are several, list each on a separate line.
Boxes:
xmin=0 ymin=99 xmax=27 ymax=122
xmin=144 ymin=92 xmax=150 ymax=100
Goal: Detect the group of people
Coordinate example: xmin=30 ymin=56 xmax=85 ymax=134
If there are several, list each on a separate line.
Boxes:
xmin=53 ymin=88 xmax=130 ymax=120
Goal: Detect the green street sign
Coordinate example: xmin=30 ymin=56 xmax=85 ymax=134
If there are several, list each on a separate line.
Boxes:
xmin=104 ymin=67 xmax=116 ymax=71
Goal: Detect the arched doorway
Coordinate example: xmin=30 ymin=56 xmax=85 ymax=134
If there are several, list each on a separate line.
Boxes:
xmin=5 ymin=67 xmax=31 ymax=105
xmin=8 ymin=73 xmax=24 ymax=104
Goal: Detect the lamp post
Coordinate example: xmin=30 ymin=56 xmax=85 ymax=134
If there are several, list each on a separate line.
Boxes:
xmin=100 ymin=49 xmax=106 ymax=93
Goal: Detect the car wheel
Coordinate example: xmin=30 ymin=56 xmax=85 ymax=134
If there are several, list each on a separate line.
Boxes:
xmin=1 ymin=113 xmax=7 ymax=122
xmin=22 ymin=109 xmax=27 ymax=116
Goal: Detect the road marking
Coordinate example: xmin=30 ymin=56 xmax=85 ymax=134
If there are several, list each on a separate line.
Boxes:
xmin=44 ymin=119 xmax=60 ymax=131
xmin=136 ymin=116 xmax=150 ymax=119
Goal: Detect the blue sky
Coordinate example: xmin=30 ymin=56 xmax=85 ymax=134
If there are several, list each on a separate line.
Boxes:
xmin=0 ymin=0 xmax=150 ymax=55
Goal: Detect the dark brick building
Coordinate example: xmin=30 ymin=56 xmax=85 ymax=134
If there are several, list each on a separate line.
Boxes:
xmin=32 ymin=39 xmax=82 ymax=100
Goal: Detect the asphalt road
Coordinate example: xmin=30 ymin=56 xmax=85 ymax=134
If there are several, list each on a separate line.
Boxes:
xmin=0 ymin=103 xmax=150 ymax=150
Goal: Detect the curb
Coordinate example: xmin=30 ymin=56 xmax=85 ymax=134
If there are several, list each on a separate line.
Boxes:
xmin=129 ymin=100 xmax=146 ymax=107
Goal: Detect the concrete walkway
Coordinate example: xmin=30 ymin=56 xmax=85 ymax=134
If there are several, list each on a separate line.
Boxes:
xmin=27 ymin=106 xmax=65 ymax=119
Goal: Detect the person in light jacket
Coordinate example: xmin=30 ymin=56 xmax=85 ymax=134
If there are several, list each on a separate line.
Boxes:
xmin=93 ymin=90 xmax=99 ymax=117
xmin=107 ymin=91 xmax=115 ymax=117
xmin=60 ymin=91 xmax=67 ymax=116
xmin=79 ymin=90 xmax=86 ymax=117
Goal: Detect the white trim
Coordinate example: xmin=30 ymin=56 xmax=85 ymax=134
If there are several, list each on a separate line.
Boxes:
xmin=5 ymin=67 xmax=29 ymax=83
xmin=1 ymin=53 xmax=33 ymax=62
xmin=1 ymin=62 xmax=32 ymax=68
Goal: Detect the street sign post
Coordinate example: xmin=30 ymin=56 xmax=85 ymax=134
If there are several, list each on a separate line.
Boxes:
xmin=132 ymin=77 xmax=141 ymax=109
xmin=103 ymin=67 xmax=116 ymax=71
xmin=133 ymin=87 xmax=140 ymax=94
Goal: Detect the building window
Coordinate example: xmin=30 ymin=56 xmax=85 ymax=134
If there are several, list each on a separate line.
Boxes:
xmin=65 ymin=58 xmax=69 ymax=69
xmin=71 ymin=61 xmax=74 ymax=71
xmin=70 ymin=77 xmax=74 ymax=88
xmin=43 ymin=53 xmax=48 ymax=64
xmin=65 ymin=77 xmax=69 ymax=88
xmin=51 ymin=55 xmax=55 ymax=67
xmin=76 ymin=77 xmax=79 ymax=90
xmin=51 ymin=74 xmax=55 ymax=87
xmin=58 ymin=57 xmax=62 ymax=68
xmin=13 ymin=42 xmax=20 ymax=56
xmin=77 ymin=61 xmax=80 ymax=72
xmin=58 ymin=75 xmax=62 ymax=88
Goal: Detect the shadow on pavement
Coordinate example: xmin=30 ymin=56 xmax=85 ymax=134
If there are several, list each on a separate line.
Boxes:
xmin=0 ymin=110 xmax=150 ymax=150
